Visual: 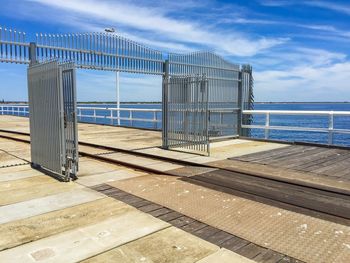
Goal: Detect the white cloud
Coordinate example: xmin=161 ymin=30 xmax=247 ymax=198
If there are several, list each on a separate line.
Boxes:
xmin=29 ymin=0 xmax=287 ymax=56
xmin=255 ymin=61 xmax=350 ymax=101
xmin=304 ymin=1 xmax=350 ymax=15
xmin=76 ymin=71 xmax=161 ymax=102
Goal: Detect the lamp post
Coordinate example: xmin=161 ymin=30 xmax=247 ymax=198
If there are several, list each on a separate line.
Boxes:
xmin=105 ymin=27 xmax=120 ymax=126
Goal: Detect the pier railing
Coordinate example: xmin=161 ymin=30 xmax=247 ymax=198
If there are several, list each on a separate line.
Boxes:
xmin=2 ymin=105 xmax=349 ymax=145
xmin=242 ymin=110 xmax=350 ymax=144
xmin=77 ymin=106 xmax=162 ymax=129
xmin=0 ymin=105 xmax=238 ymax=133
xmin=0 ymin=105 xmax=162 ymax=129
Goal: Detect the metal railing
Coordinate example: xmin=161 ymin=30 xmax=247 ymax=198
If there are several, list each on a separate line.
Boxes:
xmin=0 ymin=105 xmax=162 ymax=129
xmin=0 ymin=104 xmax=238 ymax=133
xmin=242 ymin=110 xmax=350 ymax=144
xmin=2 ymin=106 xmax=349 ymax=145
xmin=77 ymin=106 xmax=161 ymax=129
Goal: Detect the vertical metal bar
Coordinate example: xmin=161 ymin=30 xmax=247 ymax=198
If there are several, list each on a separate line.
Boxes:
xmin=237 ymin=69 xmax=243 ymax=136
xmin=328 ymin=112 xmax=334 ymax=145
xmin=265 ymin=112 xmax=270 ymax=139
xmin=29 ymin=42 xmax=37 ymax=65
xmin=110 ymin=109 xmax=113 ymax=125
xmin=116 ymin=71 xmax=120 ymax=126
xmin=162 ymin=60 xmax=169 ymax=148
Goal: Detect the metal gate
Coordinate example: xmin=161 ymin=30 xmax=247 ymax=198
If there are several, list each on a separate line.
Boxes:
xmin=162 ymin=74 xmax=210 ymax=155
xmin=28 ymin=60 xmax=78 ymax=181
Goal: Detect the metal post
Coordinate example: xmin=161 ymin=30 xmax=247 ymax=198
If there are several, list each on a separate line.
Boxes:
xmin=110 ymin=109 xmax=113 ymax=125
xmin=237 ymin=70 xmax=243 ymax=136
xmin=328 ymin=112 xmax=334 ymax=145
xmin=116 ymin=71 xmax=120 ymax=126
xmin=265 ymin=112 xmax=270 ymax=139
xmin=29 ymin=42 xmax=37 ymax=65
xmin=129 ymin=110 xmax=133 ymax=126
xmin=153 ymin=111 xmax=157 ymax=129
xmin=162 ymin=60 xmax=169 ymax=149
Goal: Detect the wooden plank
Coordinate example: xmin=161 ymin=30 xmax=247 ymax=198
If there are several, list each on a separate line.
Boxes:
xmin=278 ymin=256 xmax=303 ymax=262
xmin=246 ymin=146 xmax=310 ymax=164
xmin=148 ymin=208 xmax=172 ymax=217
xmin=131 ymin=199 xmax=153 ymax=208
xmin=194 ymin=225 xmax=222 ymax=240
xmin=193 ymin=170 xmax=350 ymax=219
xmin=168 ymin=216 xmax=195 ymax=228
xmin=138 ymin=203 xmax=164 ymax=213
xmin=206 ymin=230 xmax=234 ymax=246
xmin=181 ymin=220 xmax=207 ymax=233
xmin=304 ymin=152 xmax=350 ymax=173
xmin=281 ymin=148 xmax=334 ymax=168
xmin=264 ymin=147 xmax=320 ymax=166
xmin=235 ymin=243 xmax=267 ymax=259
xmin=221 ymin=236 xmax=250 ymax=251
xmin=253 ymin=249 xmax=285 ymax=263
xmin=289 ymin=148 xmax=344 ymax=170
xmin=316 ymin=157 xmax=350 ymax=177
xmin=233 ymin=146 xmax=295 ymax=162
xmin=157 ymin=211 xmax=183 ymax=222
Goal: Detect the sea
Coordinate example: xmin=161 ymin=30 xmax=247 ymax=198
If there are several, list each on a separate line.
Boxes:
xmin=77 ymin=103 xmax=350 ymax=147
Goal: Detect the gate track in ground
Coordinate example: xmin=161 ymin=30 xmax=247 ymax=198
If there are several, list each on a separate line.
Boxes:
xmin=1 ymin=129 xmax=350 ymax=225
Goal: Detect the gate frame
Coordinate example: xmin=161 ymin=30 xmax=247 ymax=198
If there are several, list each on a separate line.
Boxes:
xmin=162 ymin=72 xmax=210 ymax=155
xmin=28 ymin=60 xmax=78 ymax=182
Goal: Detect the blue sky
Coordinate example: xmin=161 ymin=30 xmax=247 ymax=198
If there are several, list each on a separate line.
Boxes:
xmin=0 ymin=0 xmax=349 ymax=102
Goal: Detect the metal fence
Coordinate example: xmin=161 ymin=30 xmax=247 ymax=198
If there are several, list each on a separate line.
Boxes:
xmin=242 ymin=110 xmax=350 ymax=145
xmin=28 ymin=60 xmax=78 ymax=181
xmin=34 ymin=33 xmax=164 ymax=74
xmin=0 ymin=104 xmax=241 ymax=132
xmin=168 ymin=52 xmax=242 ymax=137
xmin=1 ymin=26 xmax=254 ymax=142
xmin=0 ymin=27 xmax=29 ymax=64
xmin=163 ymin=74 xmax=210 ymax=155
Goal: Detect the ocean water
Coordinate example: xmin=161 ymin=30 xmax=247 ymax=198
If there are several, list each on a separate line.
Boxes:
xmin=76 ymin=103 xmax=350 ymax=147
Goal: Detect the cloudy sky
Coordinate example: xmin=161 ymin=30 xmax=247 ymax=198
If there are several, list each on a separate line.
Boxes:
xmin=0 ymin=0 xmax=349 ymax=102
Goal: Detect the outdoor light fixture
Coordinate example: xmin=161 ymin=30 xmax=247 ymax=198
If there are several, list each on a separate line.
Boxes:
xmin=104 ymin=28 xmax=116 ymax=33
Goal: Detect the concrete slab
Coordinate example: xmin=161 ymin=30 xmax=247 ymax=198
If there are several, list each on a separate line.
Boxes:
xmin=167 ymin=166 xmax=218 ymax=177
xmin=0 ymin=210 xmax=169 ymax=262
xmin=183 ymin=155 xmax=222 ymax=164
xmin=0 ymin=180 xmax=77 ymax=206
xmin=104 ymin=152 xmax=162 ymax=166
xmin=0 ymin=150 xmax=27 ymax=167
xmin=82 ymin=226 xmax=218 ymax=263
xmin=209 ymin=140 xmax=288 ymax=159
xmin=77 ymin=169 xmax=147 ymax=187
xmin=0 ymin=187 xmax=103 ymax=224
xmin=78 ymin=158 xmax=125 ymax=177
xmin=197 ymin=248 xmax=255 ymax=263
xmin=0 ymin=165 xmax=40 ymax=182
xmin=0 ymin=175 xmax=56 ymax=192
xmin=145 ymin=161 xmax=183 ymax=172
xmin=0 ymin=197 xmax=133 ymax=251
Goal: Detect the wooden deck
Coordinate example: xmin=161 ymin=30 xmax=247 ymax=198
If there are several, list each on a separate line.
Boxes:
xmin=232 ymin=145 xmax=350 ymax=180
xmin=1 ymin=115 xmax=350 ymax=262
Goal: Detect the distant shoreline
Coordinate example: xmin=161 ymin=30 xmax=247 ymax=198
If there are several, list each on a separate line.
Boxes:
xmin=1 ymin=101 xmax=349 ymax=104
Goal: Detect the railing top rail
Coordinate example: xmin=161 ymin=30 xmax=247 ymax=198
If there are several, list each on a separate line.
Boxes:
xmin=243 ymin=110 xmax=350 ymax=116
xmin=77 ymin=107 xmax=162 ymax=112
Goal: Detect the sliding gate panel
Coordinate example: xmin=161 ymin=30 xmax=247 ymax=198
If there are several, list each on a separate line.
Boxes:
xmin=163 ymin=75 xmax=209 ymax=155
xmin=28 ymin=61 xmax=78 ymax=181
